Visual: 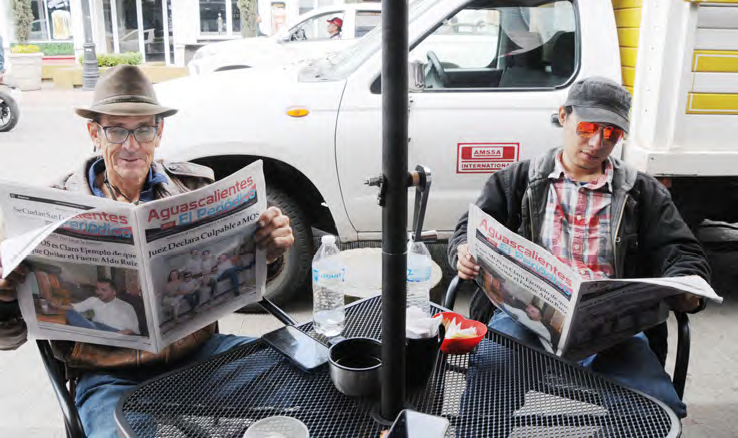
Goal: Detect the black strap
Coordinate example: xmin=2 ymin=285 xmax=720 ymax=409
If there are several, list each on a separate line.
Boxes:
xmin=0 ymin=300 xmax=21 ymax=322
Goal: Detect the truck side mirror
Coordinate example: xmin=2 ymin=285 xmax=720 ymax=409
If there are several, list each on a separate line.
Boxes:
xmin=409 ymin=61 xmax=426 ymax=92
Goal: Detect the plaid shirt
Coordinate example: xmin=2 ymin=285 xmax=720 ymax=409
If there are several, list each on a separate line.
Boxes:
xmin=538 ymin=152 xmax=615 ymax=280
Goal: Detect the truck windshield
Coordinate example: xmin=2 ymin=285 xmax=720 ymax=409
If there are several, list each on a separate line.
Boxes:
xmin=299 ymin=0 xmax=444 ymax=82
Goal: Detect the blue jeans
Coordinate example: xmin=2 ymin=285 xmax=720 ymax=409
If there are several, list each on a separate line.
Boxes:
xmin=75 ymin=334 xmax=256 ymax=438
xmin=489 ymin=310 xmax=687 ymax=418
xmin=218 ymin=267 xmax=242 ymax=296
xmin=66 ymin=310 xmax=119 ymax=333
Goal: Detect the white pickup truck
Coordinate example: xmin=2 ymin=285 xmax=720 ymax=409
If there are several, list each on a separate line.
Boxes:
xmin=188 ymin=4 xmax=382 ymax=75
xmin=156 ymin=0 xmax=738 ymax=303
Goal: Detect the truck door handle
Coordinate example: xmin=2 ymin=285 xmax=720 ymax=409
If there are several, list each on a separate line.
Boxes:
xmin=551 ymin=113 xmax=562 ymax=127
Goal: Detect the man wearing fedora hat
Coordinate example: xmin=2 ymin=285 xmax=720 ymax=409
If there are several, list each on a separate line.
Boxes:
xmin=0 ymin=65 xmax=295 ymax=436
xmin=449 ymin=77 xmax=710 ymax=418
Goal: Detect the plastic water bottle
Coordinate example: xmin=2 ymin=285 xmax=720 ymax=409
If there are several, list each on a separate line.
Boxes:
xmin=312 ymin=235 xmax=346 ymax=336
xmin=407 ymin=239 xmax=432 ymax=315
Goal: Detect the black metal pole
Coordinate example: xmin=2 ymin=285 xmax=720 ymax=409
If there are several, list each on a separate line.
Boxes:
xmin=80 ymin=0 xmax=99 ymax=90
xmin=380 ymin=0 xmax=409 ymax=422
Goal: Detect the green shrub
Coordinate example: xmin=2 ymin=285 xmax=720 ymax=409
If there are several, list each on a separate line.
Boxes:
xmin=10 ymin=44 xmax=41 ymax=54
xmin=98 ymin=52 xmax=143 ymax=67
xmin=78 ymin=52 xmax=143 ymax=67
xmin=11 ymin=42 xmax=73 ymax=55
xmin=35 ymin=42 xmax=74 ymax=56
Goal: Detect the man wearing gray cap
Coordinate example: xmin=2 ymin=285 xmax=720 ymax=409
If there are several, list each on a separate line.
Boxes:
xmin=0 ymin=65 xmax=294 ymax=436
xmin=449 ymin=77 xmax=710 ymax=418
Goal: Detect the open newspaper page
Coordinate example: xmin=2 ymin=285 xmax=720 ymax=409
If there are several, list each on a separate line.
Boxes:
xmin=467 ymin=204 xmax=723 ymax=359
xmin=563 ymin=274 xmax=722 ymax=359
xmin=467 ymin=205 xmax=581 ymax=356
xmin=136 ymin=160 xmax=267 ymax=348
xmin=0 ymin=185 xmax=156 ymax=351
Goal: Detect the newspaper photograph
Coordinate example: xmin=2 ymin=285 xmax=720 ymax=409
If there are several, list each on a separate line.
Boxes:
xmin=467 ymin=204 xmax=723 ymax=359
xmin=0 ymin=161 xmax=267 ymax=353
xmin=138 ymin=164 xmax=266 ymax=346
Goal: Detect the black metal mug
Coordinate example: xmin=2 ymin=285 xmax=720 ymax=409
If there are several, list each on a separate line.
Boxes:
xmin=405 ymin=322 xmax=444 ymax=389
xmin=329 ymin=337 xmax=382 ymax=397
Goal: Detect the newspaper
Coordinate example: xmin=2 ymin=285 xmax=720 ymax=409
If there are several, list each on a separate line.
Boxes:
xmin=467 ymin=204 xmax=723 ymax=359
xmin=0 ymin=161 xmax=268 ymax=353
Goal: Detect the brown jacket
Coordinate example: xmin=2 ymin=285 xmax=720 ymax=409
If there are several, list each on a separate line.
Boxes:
xmin=2 ymin=156 xmax=221 ymax=369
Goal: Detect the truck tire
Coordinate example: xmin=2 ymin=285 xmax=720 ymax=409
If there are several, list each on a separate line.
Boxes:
xmin=0 ymin=91 xmax=20 ymax=132
xmin=238 ymin=187 xmax=313 ymax=312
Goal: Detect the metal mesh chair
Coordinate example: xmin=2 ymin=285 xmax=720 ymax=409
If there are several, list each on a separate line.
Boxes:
xmin=442 ymin=275 xmax=691 ymax=400
xmin=37 ymin=339 xmax=85 ymax=438
xmin=36 ymin=298 xmax=296 ymax=438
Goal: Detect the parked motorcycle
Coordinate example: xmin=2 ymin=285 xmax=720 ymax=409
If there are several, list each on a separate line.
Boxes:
xmin=0 ymin=81 xmax=21 ymax=132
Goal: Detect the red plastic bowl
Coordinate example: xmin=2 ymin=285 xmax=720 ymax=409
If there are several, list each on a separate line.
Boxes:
xmin=435 ymin=312 xmax=488 ymax=355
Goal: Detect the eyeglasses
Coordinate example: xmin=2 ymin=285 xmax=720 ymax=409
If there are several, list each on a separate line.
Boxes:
xmin=576 ymin=121 xmax=625 ymax=144
xmin=97 ymin=124 xmax=159 ymax=144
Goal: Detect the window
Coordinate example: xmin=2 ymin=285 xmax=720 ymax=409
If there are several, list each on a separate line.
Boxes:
xmin=116 ymin=0 xmax=140 ymax=53
xmin=47 ymin=0 xmax=73 ymax=40
xmin=410 ymin=0 xmax=576 ymax=90
xmin=28 ymin=0 xmax=73 ymax=42
xmin=29 ymin=1 xmax=49 ymax=41
xmin=299 ymin=0 xmax=333 ymax=15
xmin=200 ymin=0 xmax=227 ymax=35
xmin=355 ymin=11 xmax=381 ymax=38
xmin=231 ymin=0 xmax=241 ymax=34
xmin=289 ymin=12 xmax=345 ymax=41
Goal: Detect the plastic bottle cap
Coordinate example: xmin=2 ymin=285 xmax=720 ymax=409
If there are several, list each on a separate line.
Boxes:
xmin=321 ymin=235 xmax=336 ymax=245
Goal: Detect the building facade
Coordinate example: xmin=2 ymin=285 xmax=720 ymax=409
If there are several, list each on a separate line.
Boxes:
xmin=0 ymin=0 xmax=346 ymax=67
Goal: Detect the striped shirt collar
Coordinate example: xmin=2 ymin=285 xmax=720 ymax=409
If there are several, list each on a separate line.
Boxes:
xmin=548 ymin=150 xmax=614 ymax=192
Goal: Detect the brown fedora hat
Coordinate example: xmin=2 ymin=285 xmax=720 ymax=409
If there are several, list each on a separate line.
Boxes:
xmin=75 ymin=65 xmax=177 ymax=119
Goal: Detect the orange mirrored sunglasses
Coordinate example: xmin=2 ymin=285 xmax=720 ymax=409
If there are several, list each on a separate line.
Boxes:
xmin=576 ymin=121 xmax=625 ymax=143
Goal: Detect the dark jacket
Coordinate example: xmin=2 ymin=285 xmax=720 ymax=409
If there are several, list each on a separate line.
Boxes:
xmin=1 ymin=156 xmax=218 ymax=370
xmin=448 ymin=148 xmax=711 ymax=324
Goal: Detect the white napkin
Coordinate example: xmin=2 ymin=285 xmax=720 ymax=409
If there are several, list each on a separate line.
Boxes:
xmin=406 ymin=306 xmax=440 ymax=339
xmin=435 ymin=315 xmax=478 ymax=339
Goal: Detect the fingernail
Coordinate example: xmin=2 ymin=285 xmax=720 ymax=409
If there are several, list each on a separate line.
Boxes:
xmin=259 ymin=221 xmax=265 ymax=227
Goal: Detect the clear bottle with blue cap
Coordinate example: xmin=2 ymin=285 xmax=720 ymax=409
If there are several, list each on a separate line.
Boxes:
xmin=312 ymin=235 xmax=346 ymax=336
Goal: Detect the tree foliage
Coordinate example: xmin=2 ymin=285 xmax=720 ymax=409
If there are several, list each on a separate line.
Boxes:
xmin=11 ymin=0 xmax=34 ymax=45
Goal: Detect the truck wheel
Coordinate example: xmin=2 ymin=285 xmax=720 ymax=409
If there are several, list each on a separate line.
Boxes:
xmin=238 ymin=187 xmax=313 ymax=312
xmin=0 ymin=91 xmax=20 ymax=132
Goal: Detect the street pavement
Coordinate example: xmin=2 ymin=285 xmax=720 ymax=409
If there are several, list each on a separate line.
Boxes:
xmin=0 ymin=84 xmax=736 ymax=437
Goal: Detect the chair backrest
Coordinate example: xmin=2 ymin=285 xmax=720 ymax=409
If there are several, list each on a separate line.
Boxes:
xmin=36 ymin=340 xmax=86 ymax=437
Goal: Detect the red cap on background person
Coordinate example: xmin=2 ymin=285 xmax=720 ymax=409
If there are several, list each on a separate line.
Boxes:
xmin=327 ymin=17 xmax=343 ymax=29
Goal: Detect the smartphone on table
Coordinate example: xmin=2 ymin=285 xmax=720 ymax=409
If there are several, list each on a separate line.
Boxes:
xmin=384 ymin=409 xmax=450 ymax=438
xmin=262 ymin=325 xmax=330 ymax=372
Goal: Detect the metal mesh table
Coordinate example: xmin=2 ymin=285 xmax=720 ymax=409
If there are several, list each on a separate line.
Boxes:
xmin=117 ymin=296 xmax=679 ymax=437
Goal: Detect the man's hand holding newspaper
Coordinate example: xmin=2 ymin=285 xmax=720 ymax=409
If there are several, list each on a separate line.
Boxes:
xmin=466 ymin=205 xmax=723 ymax=359
xmin=0 ymin=161 xmax=270 ymax=353
xmin=456 ymin=243 xmax=480 ymax=280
